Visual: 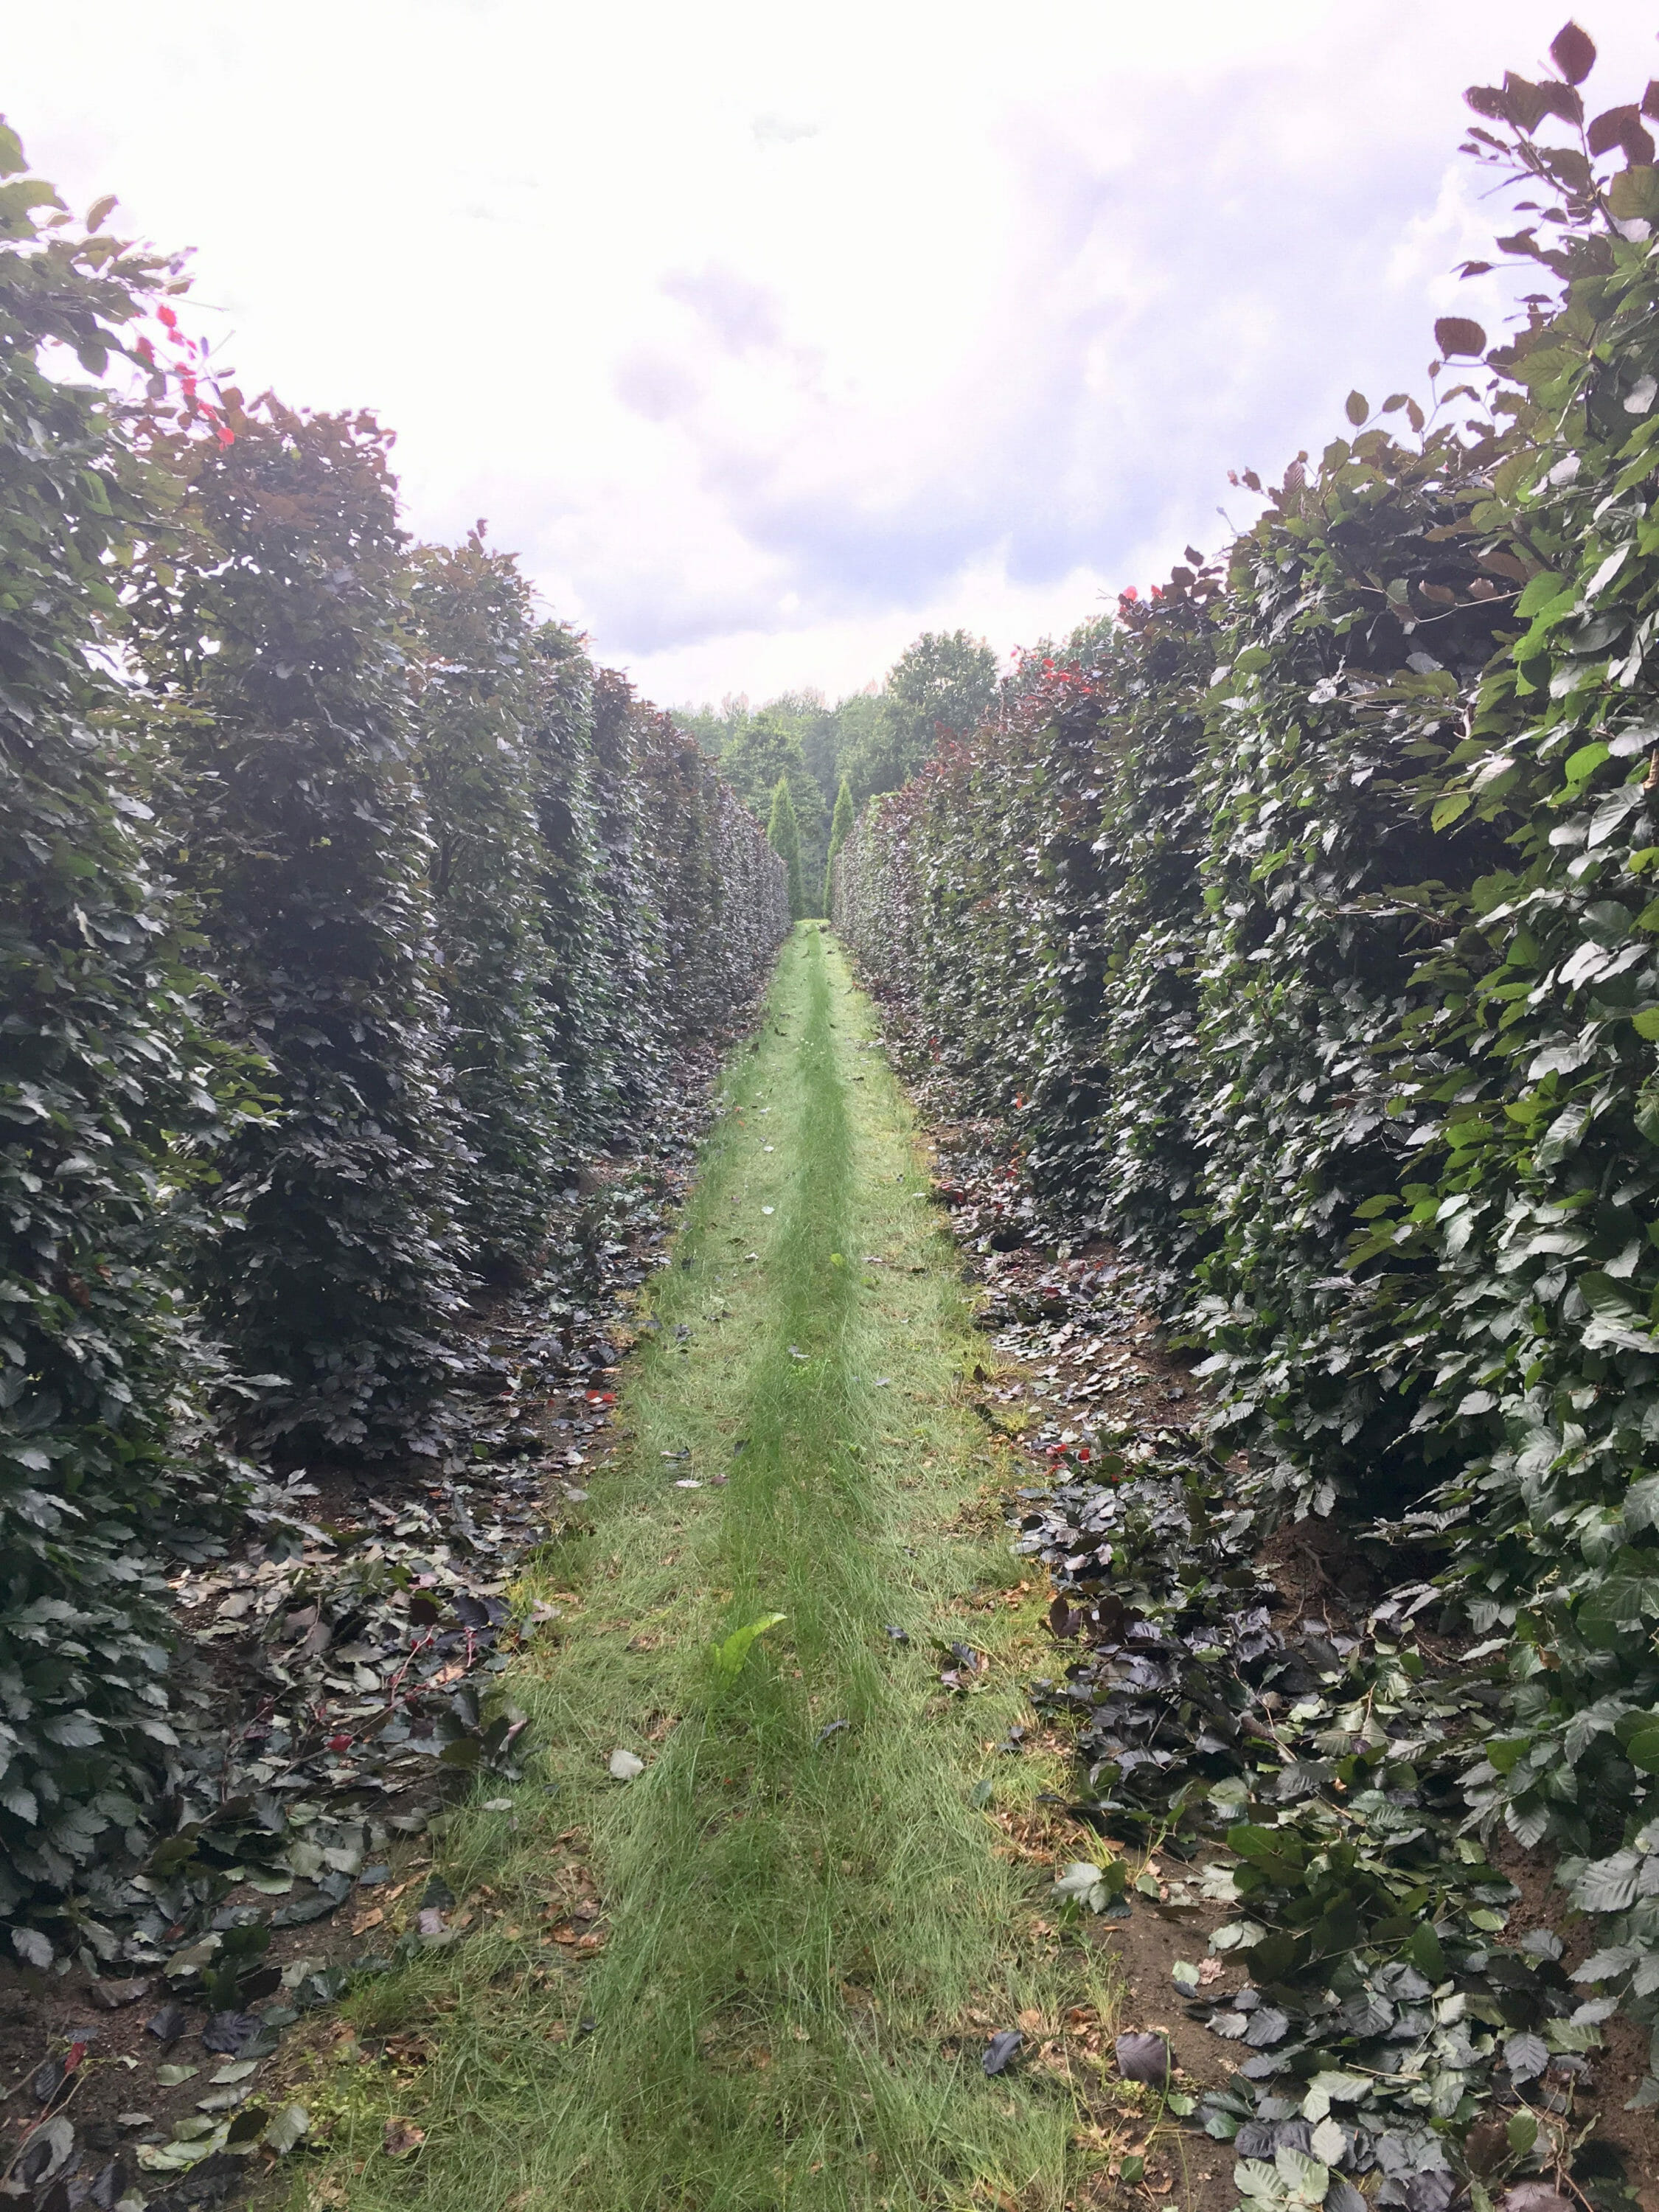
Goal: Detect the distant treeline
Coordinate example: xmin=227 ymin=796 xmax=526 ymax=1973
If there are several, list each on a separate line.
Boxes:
xmin=675 ymin=627 xmax=1005 ymax=911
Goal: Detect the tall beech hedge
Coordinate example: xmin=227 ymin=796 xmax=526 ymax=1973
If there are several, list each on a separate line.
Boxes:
xmin=134 ymin=399 xmax=472 ymax=1460
xmin=833 ymin=27 xmax=1659 ymax=2042
xmin=411 ymin=536 xmax=564 ymax=1284
xmin=0 ymin=136 xmax=221 ymax=1905
xmin=128 ymin=413 xmax=787 ymax=1461
xmin=0 ymin=128 xmax=786 ymax=1910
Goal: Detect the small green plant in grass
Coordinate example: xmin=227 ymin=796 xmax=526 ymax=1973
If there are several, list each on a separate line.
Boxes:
xmin=709 ymin=1612 xmax=786 ymax=1684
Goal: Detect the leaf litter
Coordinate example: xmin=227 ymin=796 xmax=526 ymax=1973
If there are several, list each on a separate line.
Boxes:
xmin=882 ymin=1073 xmax=1649 ymax=2211
xmin=0 ymin=1069 xmax=734 ymax=2212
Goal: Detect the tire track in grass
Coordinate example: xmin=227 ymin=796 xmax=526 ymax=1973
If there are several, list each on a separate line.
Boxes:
xmin=312 ymin=926 xmax=1119 ymax=2212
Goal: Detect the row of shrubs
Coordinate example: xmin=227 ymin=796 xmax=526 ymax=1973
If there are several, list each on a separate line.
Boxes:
xmin=833 ymin=28 xmax=1659 ymax=2044
xmin=1 ymin=128 xmax=787 ymax=1907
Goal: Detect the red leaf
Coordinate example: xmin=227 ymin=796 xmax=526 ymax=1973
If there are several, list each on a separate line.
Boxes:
xmin=1534 ymin=80 xmax=1584 ymax=127
xmin=1435 ymin=316 xmax=1488 ymax=359
xmin=157 ymin=303 xmax=177 ymax=327
xmin=1501 ymin=74 xmax=1551 ymax=134
xmin=1550 ymin=20 xmax=1596 ymax=87
xmin=1643 ymin=80 xmax=1659 ymax=123
xmin=1464 ymin=83 xmax=1509 ymax=121
xmin=1588 ymin=105 xmax=1640 ymax=157
xmin=1624 ymin=119 xmax=1658 ymax=166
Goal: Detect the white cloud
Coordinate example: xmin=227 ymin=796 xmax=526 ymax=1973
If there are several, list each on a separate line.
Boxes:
xmin=10 ymin=0 xmax=1659 ymax=703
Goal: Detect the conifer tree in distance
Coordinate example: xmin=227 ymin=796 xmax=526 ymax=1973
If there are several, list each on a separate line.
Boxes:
xmin=768 ymin=775 xmax=804 ymax=922
xmin=824 ymin=773 xmax=855 ymax=917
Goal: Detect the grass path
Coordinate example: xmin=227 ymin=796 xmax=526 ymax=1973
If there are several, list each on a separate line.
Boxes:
xmin=314 ymin=926 xmax=1106 ymax=2212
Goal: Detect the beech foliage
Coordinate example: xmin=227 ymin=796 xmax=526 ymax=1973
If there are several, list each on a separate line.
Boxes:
xmin=0 ymin=126 xmax=219 ymax=1906
xmin=834 ymin=24 xmax=1659 ymax=2073
xmin=0 ymin=124 xmax=785 ymax=1908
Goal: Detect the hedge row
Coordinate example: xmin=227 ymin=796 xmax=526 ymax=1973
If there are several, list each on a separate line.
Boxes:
xmin=1 ymin=131 xmax=785 ymax=1908
xmin=833 ymin=31 xmax=1659 ymax=2054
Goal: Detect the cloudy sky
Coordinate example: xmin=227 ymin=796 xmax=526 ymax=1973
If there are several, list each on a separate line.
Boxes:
xmin=12 ymin=3 xmax=1659 ymax=707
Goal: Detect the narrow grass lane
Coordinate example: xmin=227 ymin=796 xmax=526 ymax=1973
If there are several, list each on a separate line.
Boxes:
xmin=316 ymin=927 xmax=1105 ymax=2212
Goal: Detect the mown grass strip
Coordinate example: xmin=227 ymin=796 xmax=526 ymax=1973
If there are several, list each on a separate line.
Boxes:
xmin=299 ymin=926 xmax=1110 ymax=2211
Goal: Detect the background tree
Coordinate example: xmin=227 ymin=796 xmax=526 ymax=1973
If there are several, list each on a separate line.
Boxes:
xmin=839 ymin=630 xmax=998 ymax=802
xmin=715 ymin=712 xmax=827 ymax=910
xmin=824 ymin=773 xmax=855 ymax=914
xmin=768 ymin=775 xmax=804 ymax=921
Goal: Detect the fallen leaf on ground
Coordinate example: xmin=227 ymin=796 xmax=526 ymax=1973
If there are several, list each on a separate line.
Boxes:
xmin=88 ymin=1978 xmax=153 ymax=2010
xmin=1114 ymin=2031 xmax=1171 ymax=2088
xmin=265 ymin=2105 xmax=309 ymax=2154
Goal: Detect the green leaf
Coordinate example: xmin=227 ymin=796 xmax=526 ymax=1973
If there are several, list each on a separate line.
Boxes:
xmin=1505 ymin=2029 xmax=1549 ymax=2081
xmin=1274 ymin=2145 xmax=1331 ymax=2199
xmin=1517 ymin=570 xmax=1573 ymax=617
xmin=1407 ymin=1922 xmax=1446 ymax=1980
xmin=1228 ymin=1821 xmax=1305 ymax=1870
xmin=1565 ymin=741 xmax=1612 ymax=786
xmin=1611 ymin=165 xmax=1659 ymax=224
xmin=1579 ymin=1560 xmax=1659 ymax=1649
xmin=711 ymin=1612 xmax=787 ymax=1682
xmin=11 ymin=1927 xmax=52 ymax=1969
xmin=1054 ymin=1861 xmax=1113 ymax=1912
xmin=1573 ymin=1848 xmax=1643 ymax=1911
xmin=1506 ymin=2110 xmax=1538 ymax=2156
xmin=264 ymin=2105 xmax=310 ymax=2154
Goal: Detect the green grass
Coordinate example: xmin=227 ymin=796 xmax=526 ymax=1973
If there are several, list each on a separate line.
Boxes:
xmin=299 ymin=926 xmax=1110 ymax=2212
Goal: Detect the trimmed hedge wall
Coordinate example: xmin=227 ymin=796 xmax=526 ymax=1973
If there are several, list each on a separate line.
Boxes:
xmin=0 ymin=128 xmax=786 ymax=1909
xmin=833 ymin=36 xmax=1659 ymax=2038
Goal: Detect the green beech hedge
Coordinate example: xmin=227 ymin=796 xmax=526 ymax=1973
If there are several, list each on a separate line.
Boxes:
xmin=133 ymin=397 xmax=474 ymax=1461
xmin=411 ymin=535 xmax=566 ymax=1287
xmin=1 ymin=125 xmax=785 ymax=1911
xmin=833 ymin=30 xmax=1659 ymax=2067
xmin=0 ymin=126 xmax=223 ymax=1907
